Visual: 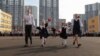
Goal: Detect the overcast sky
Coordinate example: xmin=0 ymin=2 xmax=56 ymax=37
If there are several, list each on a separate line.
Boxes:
xmin=25 ymin=0 xmax=100 ymax=22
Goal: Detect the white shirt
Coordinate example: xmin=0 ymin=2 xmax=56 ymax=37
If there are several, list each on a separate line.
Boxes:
xmin=24 ymin=14 xmax=35 ymax=25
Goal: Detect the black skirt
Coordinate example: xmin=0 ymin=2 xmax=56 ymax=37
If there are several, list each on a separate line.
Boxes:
xmin=73 ymin=19 xmax=81 ymax=37
xmin=60 ymin=27 xmax=67 ymax=39
xmin=40 ymin=28 xmax=49 ymax=38
xmin=73 ymin=28 xmax=81 ymax=36
xmin=60 ymin=32 xmax=67 ymax=39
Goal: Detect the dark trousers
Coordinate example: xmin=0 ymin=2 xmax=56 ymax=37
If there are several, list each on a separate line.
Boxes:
xmin=25 ymin=25 xmax=32 ymax=44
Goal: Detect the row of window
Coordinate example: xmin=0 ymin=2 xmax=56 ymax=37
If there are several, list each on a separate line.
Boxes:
xmin=41 ymin=0 xmax=58 ymax=7
xmin=89 ymin=25 xmax=95 ymax=29
xmin=2 ymin=0 xmax=23 ymax=5
xmin=0 ymin=19 xmax=11 ymax=24
xmin=0 ymin=25 xmax=11 ymax=29
xmin=89 ymin=30 xmax=95 ymax=32
xmin=85 ymin=3 xmax=100 ymax=12
xmin=1 ymin=13 xmax=11 ymax=19
xmin=86 ymin=11 xmax=98 ymax=19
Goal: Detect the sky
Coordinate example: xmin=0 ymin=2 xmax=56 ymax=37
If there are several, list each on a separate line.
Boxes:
xmin=25 ymin=0 xmax=100 ymax=22
xmin=25 ymin=0 xmax=39 ymax=6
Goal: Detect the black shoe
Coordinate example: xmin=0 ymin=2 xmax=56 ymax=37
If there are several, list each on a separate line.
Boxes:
xmin=77 ymin=44 xmax=81 ymax=48
xmin=24 ymin=45 xmax=28 ymax=47
xmin=64 ymin=45 xmax=67 ymax=48
xmin=41 ymin=45 xmax=44 ymax=47
xmin=44 ymin=42 xmax=46 ymax=45
xmin=73 ymin=41 xmax=75 ymax=45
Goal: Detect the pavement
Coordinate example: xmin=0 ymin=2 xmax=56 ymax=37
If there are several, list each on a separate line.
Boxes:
xmin=0 ymin=36 xmax=100 ymax=56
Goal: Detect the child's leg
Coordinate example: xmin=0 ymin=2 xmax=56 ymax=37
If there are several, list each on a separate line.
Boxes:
xmin=62 ymin=38 xmax=67 ymax=47
xmin=41 ymin=37 xmax=47 ymax=47
xmin=44 ymin=37 xmax=47 ymax=44
xmin=61 ymin=38 xmax=64 ymax=45
xmin=75 ymin=35 xmax=78 ymax=45
xmin=41 ymin=37 xmax=45 ymax=46
xmin=63 ymin=39 xmax=67 ymax=46
xmin=73 ymin=35 xmax=76 ymax=45
xmin=75 ymin=35 xmax=81 ymax=48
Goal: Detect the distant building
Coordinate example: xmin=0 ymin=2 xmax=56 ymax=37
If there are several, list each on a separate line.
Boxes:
xmin=0 ymin=0 xmax=24 ymax=32
xmin=67 ymin=22 xmax=72 ymax=34
xmin=0 ymin=9 xmax=12 ymax=33
xmin=39 ymin=0 xmax=59 ymax=27
xmin=24 ymin=6 xmax=38 ymax=26
xmin=85 ymin=3 xmax=100 ymax=34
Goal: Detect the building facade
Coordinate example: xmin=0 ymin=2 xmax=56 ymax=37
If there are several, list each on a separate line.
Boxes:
xmin=88 ymin=16 xmax=99 ymax=33
xmin=0 ymin=0 xmax=24 ymax=32
xmin=39 ymin=0 xmax=59 ymax=27
xmin=85 ymin=3 xmax=100 ymax=34
xmin=0 ymin=9 xmax=12 ymax=33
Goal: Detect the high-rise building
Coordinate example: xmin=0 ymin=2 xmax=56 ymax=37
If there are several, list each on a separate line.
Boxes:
xmin=0 ymin=9 xmax=12 ymax=33
xmin=0 ymin=0 xmax=24 ymax=32
xmin=24 ymin=6 xmax=38 ymax=26
xmin=85 ymin=3 xmax=100 ymax=34
xmin=39 ymin=0 xmax=59 ymax=27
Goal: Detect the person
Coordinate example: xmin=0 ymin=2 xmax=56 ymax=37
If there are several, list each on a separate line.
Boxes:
xmin=39 ymin=22 xmax=49 ymax=47
xmin=72 ymin=14 xmax=83 ymax=48
xmin=60 ymin=23 xmax=68 ymax=47
xmin=23 ymin=9 xmax=35 ymax=47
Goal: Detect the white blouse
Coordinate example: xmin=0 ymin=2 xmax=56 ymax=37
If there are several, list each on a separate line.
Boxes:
xmin=24 ymin=14 xmax=35 ymax=25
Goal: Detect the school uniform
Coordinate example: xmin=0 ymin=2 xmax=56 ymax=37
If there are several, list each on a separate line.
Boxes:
xmin=39 ymin=23 xmax=49 ymax=47
xmin=72 ymin=19 xmax=83 ymax=37
xmin=38 ymin=27 xmax=47 ymax=39
xmin=41 ymin=27 xmax=48 ymax=38
xmin=60 ymin=27 xmax=67 ymax=39
xmin=72 ymin=18 xmax=83 ymax=48
xmin=59 ymin=26 xmax=68 ymax=47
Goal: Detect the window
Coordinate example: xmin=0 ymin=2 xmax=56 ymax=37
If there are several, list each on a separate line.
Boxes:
xmin=15 ymin=1 xmax=19 ymax=5
xmin=9 ymin=0 xmax=13 ymax=5
xmin=2 ymin=0 xmax=6 ymax=5
xmin=47 ymin=0 xmax=51 ymax=7
xmin=92 ymin=20 xmax=94 ymax=23
xmin=92 ymin=25 xmax=95 ymax=28
xmin=42 ymin=0 xmax=45 ymax=6
xmin=53 ymin=0 xmax=57 ymax=7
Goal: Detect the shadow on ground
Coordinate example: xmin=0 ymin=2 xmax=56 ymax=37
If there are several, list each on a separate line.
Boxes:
xmin=0 ymin=45 xmax=24 ymax=51
xmin=15 ymin=46 xmax=67 ymax=56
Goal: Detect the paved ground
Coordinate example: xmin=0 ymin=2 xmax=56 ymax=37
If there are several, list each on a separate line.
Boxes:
xmin=0 ymin=36 xmax=100 ymax=56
